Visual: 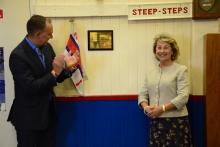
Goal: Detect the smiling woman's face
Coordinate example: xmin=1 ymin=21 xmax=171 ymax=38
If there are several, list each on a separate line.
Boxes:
xmin=155 ymin=40 xmax=173 ymax=63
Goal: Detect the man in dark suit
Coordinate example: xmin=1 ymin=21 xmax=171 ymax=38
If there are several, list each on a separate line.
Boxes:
xmin=7 ymin=15 xmax=79 ymax=147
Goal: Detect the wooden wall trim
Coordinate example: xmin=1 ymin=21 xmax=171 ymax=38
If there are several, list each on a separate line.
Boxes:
xmin=56 ymin=95 xmax=205 ymax=102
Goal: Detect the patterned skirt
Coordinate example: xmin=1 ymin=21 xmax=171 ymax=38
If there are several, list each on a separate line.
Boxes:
xmin=149 ymin=116 xmax=193 ymax=147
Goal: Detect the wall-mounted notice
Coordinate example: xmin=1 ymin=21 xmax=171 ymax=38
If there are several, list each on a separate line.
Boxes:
xmin=0 ymin=47 xmax=5 ymax=111
xmin=128 ymin=1 xmax=192 ymax=20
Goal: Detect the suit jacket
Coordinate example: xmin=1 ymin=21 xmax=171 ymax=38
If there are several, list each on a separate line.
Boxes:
xmin=8 ymin=38 xmax=70 ymax=130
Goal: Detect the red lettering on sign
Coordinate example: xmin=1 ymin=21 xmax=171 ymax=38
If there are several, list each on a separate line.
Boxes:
xmin=137 ymin=9 xmax=142 ymax=15
xmin=132 ymin=8 xmax=158 ymax=15
xmin=162 ymin=8 xmax=167 ymax=14
xmin=178 ymin=7 xmax=183 ymax=13
xmin=0 ymin=9 xmax=3 ymax=19
xmin=183 ymin=7 xmax=188 ymax=13
xmin=132 ymin=6 xmax=189 ymax=16
xmin=162 ymin=7 xmax=189 ymax=14
xmin=153 ymin=8 xmax=158 ymax=14
xmin=143 ymin=9 xmax=148 ymax=15
xmin=167 ymin=8 xmax=172 ymax=14
xmin=132 ymin=9 xmax=137 ymax=15
xmin=173 ymin=7 xmax=177 ymax=14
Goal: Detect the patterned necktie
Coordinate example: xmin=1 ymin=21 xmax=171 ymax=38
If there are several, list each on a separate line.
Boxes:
xmin=38 ymin=50 xmax=46 ymax=68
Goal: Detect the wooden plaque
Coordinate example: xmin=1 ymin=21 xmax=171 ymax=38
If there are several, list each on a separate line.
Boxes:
xmin=193 ymin=0 xmax=220 ymax=19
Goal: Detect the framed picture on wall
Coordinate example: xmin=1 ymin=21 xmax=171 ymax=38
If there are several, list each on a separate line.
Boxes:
xmin=193 ymin=0 xmax=220 ymax=19
xmin=88 ymin=30 xmax=113 ymax=51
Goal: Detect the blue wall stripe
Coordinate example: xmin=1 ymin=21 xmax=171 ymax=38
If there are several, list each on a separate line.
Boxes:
xmin=55 ymin=99 xmax=205 ymax=147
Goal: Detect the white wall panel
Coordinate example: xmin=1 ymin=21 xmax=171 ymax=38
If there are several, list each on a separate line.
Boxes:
xmin=191 ymin=20 xmax=219 ymax=95
xmin=49 ymin=16 xmax=192 ymax=96
xmin=32 ymin=0 xmax=220 ymax=96
xmin=32 ymin=0 xmax=192 ymax=17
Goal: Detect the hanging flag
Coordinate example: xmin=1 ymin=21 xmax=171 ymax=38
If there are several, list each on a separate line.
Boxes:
xmin=64 ymin=32 xmax=87 ymax=95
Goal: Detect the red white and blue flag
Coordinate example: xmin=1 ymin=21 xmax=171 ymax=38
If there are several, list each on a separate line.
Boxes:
xmin=64 ymin=32 xmax=87 ymax=95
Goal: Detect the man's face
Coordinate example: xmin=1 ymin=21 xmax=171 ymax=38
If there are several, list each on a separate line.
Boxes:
xmin=37 ymin=22 xmax=53 ymax=46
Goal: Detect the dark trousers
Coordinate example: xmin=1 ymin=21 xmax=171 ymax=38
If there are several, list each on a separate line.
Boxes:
xmin=16 ymin=123 xmax=55 ymax=147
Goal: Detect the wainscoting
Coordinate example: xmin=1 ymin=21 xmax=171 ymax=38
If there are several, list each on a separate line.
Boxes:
xmin=55 ymin=95 xmax=205 ymax=147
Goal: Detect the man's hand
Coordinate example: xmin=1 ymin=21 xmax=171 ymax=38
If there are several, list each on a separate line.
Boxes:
xmin=64 ymin=51 xmax=80 ymax=71
xmin=52 ymin=54 xmax=65 ymax=76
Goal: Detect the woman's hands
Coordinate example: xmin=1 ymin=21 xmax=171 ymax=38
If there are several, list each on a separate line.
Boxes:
xmin=143 ymin=105 xmax=164 ymax=119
